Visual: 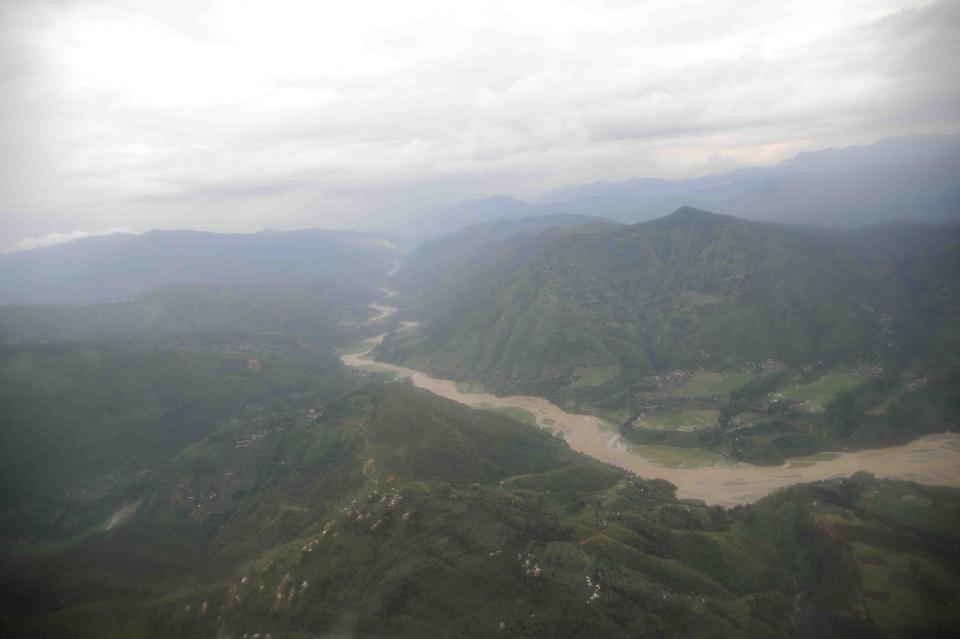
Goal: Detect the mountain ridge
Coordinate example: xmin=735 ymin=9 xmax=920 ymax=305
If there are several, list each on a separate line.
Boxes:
xmin=0 ymin=227 xmax=401 ymax=305
xmin=396 ymin=134 xmax=960 ymax=240
xmin=376 ymin=208 xmax=960 ymax=462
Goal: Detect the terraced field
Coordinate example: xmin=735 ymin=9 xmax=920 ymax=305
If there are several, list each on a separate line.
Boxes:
xmin=636 ymin=409 xmax=719 ymax=432
xmin=781 ymin=372 xmax=869 ymax=411
xmin=672 ymin=371 xmax=751 ymax=398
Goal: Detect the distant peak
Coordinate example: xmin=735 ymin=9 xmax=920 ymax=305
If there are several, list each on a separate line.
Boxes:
xmin=481 ymin=195 xmax=527 ymax=205
xmin=646 ymin=207 xmax=733 ymax=227
xmin=670 ymin=206 xmax=719 ymax=218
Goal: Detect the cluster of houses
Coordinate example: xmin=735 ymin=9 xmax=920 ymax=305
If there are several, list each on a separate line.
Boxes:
xmin=904 ymin=375 xmax=930 ymax=392
xmin=758 ymin=359 xmax=787 ymax=373
xmin=173 ymin=483 xmax=219 ymax=521
xmin=518 ymin=553 xmax=542 ymax=578
xmin=657 ymin=369 xmax=693 ymax=385
xmin=585 ymin=575 xmax=602 ymax=603
xmin=274 ymin=573 xmax=298 ymax=603
xmin=234 ymin=431 xmax=268 ymax=449
xmin=187 ymin=482 xmax=423 ymax=634
xmin=297 ymin=536 xmax=324 ymax=563
xmin=336 ymin=487 xmax=406 ymax=533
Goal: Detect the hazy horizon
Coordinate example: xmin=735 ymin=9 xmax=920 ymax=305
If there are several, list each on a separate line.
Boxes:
xmin=3 ymin=6 xmax=960 ymax=634
xmin=2 ymin=0 xmax=959 ymax=251
xmin=1 ymin=130 xmax=955 ymax=253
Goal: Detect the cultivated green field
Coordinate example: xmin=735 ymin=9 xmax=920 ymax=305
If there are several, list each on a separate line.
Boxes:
xmin=573 ymin=364 xmax=621 ymax=387
xmin=781 ymin=372 xmax=869 ymax=411
xmin=456 ymin=381 xmax=487 ymax=394
xmin=637 ymin=409 xmax=719 ymax=432
xmin=673 ymin=371 xmax=751 ymax=398
xmin=786 ymin=451 xmax=842 ymax=468
xmin=628 ymin=443 xmax=733 ymax=468
xmin=489 ymin=406 xmax=539 ymax=426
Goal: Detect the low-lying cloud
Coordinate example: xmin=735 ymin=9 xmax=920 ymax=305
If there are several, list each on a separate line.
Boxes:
xmin=10 ymin=228 xmax=137 ymax=253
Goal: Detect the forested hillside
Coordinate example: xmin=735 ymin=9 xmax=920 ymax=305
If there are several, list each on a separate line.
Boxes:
xmin=0 ymin=280 xmax=377 ymax=346
xmin=378 ymin=208 xmax=960 ymax=461
xmin=0 ymin=228 xmax=401 ymax=305
xmin=0 ymin=335 xmax=362 ymax=540
xmin=4 ymin=383 xmax=958 ymax=638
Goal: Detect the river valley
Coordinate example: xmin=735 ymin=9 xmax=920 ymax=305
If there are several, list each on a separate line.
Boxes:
xmin=341 ymin=291 xmax=960 ymax=506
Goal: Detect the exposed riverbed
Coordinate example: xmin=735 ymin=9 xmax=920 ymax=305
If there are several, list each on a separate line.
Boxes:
xmin=342 ymin=291 xmax=960 ymax=506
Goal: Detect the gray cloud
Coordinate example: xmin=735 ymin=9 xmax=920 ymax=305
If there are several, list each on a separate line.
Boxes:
xmin=0 ymin=0 xmax=957 ymax=250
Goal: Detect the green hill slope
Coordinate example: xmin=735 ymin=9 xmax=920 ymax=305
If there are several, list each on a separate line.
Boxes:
xmin=377 ymin=209 xmax=960 ymax=460
xmin=0 ymin=334 xmax=361 ymax=541
xmin=393 ymin=213 xmax=608 ymax=306
xmin=0 ymin=280 xmax=377 ymax=346
xmin=3 ymin=383 xmax=958 ymax=638
xmin=0 ymin=228 xmax=401 ymax=305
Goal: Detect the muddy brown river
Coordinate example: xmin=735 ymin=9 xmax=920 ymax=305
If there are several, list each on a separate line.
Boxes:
xmin=342 ymin=294 xmax=960 ymax=506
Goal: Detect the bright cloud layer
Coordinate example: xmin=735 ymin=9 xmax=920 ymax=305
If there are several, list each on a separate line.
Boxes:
xmin=1 ymin=0 xmax=958 ymax=249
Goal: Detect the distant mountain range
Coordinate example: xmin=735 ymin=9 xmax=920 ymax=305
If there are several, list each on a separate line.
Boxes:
xmin=0 ymin=228 xmax=402 ymax=305
xmin=399 ymin=134 xmax=960 ymax=240
xmin=398 ymin=195 xmax=537 ymax=240
xmin=0 ymin=280 xmax=377 ymax=346
xmin=5 ymin=135 xmax=956 ymax=297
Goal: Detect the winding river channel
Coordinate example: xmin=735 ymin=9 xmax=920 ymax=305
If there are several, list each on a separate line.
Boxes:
xmin=341 ymin=291 xmax=960 ymax=506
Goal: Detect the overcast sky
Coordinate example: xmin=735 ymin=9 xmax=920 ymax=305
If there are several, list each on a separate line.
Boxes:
xmin=1 ymin=0 xmax=958 ymax=250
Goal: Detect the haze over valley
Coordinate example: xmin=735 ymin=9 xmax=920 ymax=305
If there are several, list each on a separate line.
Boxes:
xmin=1 ymin=1 xmax=959 ymax=638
